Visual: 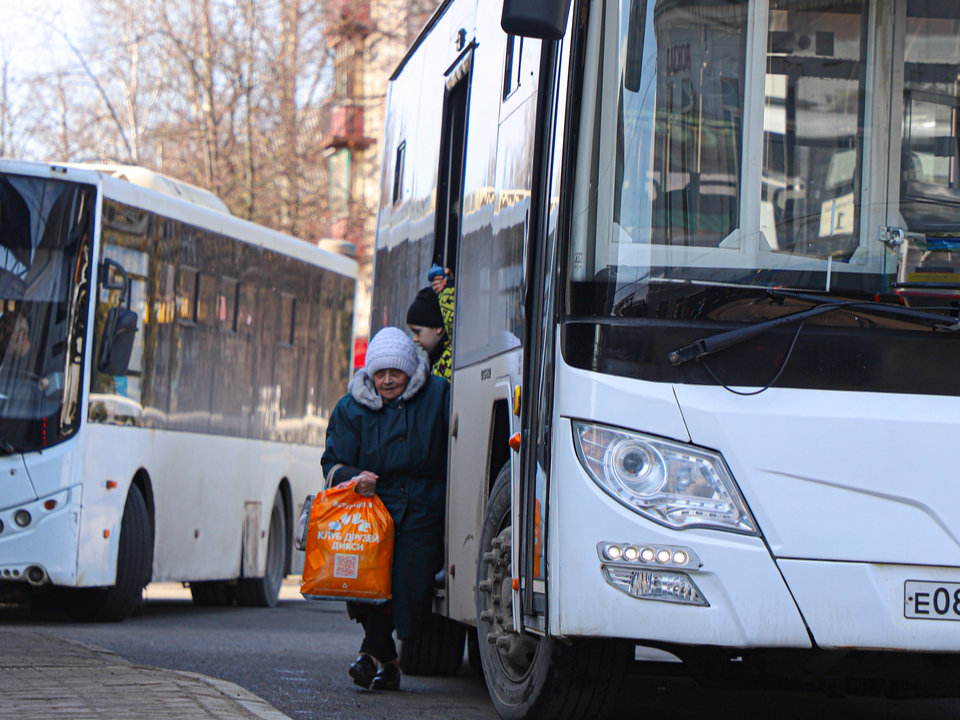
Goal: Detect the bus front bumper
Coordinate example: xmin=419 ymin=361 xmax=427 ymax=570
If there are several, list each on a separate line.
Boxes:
xmin=0 ymin=485 xmax=81 ymax=586
xmin=779 ymin=559 xmax=960 ymax=652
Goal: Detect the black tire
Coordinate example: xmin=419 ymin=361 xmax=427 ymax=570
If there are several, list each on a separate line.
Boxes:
xmin=236 ymin=491 xmax=287 ymax=607
xmin=399 ymin=613 xmax=467 ymax=676
xmin=68 ymin=484 xmax=152 ymax=622
xmin=477 ymin=464 xmax=632 ymax=720
xmin=190 ymin=581 xmax=236 ymax=606
xmin=467 ymin=627 xmax=485 ymax=677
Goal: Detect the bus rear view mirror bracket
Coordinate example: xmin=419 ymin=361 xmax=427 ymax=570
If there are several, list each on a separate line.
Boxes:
xmin=501 ymin=0 xmax=572 ymax=40
xmin=97 ymin=259 xmax=139 ymax=376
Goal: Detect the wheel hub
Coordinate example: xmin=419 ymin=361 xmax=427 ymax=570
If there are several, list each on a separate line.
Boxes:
xmin=479 ymin=527 xmax=539 ymax=681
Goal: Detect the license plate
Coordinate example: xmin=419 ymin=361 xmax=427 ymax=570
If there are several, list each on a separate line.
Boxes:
xmin=904 ymin=580 xmax=960 ymax=620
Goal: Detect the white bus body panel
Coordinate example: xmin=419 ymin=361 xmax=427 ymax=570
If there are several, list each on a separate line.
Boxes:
xmin=0 ymin=454 xmax=36 ymax=508
xmin=447 ymin=350 xmax=521 ymax=623
xmin=552 ymin=358 xmax=960 ymax=651
xmin=672 ymin=385 xmax=960 ymax=566
xmin=779 ymin=560 xmax=960 ymax=651
xmin=80 ymin=424 xmax=321 ymax=586
xmin=549 ymin=417 xmax=811 ymax=647
xmin=0 ymin=484 xmax=81 ymax=585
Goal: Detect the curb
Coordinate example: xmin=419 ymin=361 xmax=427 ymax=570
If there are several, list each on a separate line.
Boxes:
xmin=175 ymin=672 xmax=294 ymax=720
xmin=53 ymin=633 xmax=293 ymax=720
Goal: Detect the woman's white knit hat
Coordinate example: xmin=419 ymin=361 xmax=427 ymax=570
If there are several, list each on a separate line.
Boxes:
xmin=364 ymin=327 xmax=419 ymax=379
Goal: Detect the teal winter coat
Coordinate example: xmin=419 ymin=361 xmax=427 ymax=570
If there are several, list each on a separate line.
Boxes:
xmin=320 ymin=356 xmax=449 ymax=639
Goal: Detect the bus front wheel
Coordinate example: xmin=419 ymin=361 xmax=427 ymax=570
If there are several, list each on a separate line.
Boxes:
xmin=236 ymin=491 xmax=287 ymax=607
xmin=476 ymin=463 xmax=631 ymax=720
xmin=69 ymin=484 xmax=152 ymax=622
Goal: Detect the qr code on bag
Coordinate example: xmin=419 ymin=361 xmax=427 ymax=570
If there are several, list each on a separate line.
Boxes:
xmin=334 ymin=554 xmax=359 ymax=579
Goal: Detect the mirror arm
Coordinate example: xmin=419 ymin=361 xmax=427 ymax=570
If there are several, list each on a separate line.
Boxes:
xmin=99 ymin=258 xmax=131 ymax=309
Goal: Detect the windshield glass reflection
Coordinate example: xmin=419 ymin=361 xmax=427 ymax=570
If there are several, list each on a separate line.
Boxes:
xmin=0 ymin=174 xmax=92 ymax=452
xmin=568 ymin=0 xmax=897 ymax=320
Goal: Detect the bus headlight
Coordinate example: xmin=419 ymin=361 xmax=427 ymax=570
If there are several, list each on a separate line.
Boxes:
xmin=572 ymin=421 xmax=757 ymax=534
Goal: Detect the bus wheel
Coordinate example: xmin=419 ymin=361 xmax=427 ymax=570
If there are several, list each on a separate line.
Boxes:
xmin=69 ymin=484 xmax=152 ymax=622
xmin=236 ymin=491 xmax=287 ymax=608
xmin=190 ymin=581 xmax=236 ymax=606
xmin=467 ymin=627 xmax=484 ymax=676
xmin=399 ymin=614 xmax=466 ymax=676
xmin=476 ymin=464 xmax=631 ymax=720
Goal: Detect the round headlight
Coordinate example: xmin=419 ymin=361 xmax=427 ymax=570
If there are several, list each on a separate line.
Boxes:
xmin=640 ymin=547 xmax=656 ymax=563
xmin=656 ymin=548 xmax=672 ymax=564
xmin=604 ymin=439 xmax=665 ymax=496
xmin=606 ymin=545 xmax=623 ymax=560
xmin=623 ymin=546 xmax=640 ymax=561
xmin=14 ymin=510 xmax=31 ymax=527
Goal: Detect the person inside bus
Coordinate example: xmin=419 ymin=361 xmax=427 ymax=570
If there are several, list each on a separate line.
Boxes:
xmin=405 ymin=266 xmax=455 ymax=381
xmin=0 ymin=309 xmax=31 ymax=365
xmin=321 ymin=326 xmax=450 ymax=692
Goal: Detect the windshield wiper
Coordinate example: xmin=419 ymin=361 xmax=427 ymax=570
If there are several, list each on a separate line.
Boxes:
xmin=668 ymin=290 xmax=960 ymax=367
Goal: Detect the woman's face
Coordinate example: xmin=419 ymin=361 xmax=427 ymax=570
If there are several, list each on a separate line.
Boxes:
xmin=373 ymin=368 xmax=409 ymax=401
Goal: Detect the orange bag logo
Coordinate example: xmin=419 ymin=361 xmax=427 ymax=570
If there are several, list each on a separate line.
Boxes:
xmin=300 ymin=480 xmax=395 ymax=603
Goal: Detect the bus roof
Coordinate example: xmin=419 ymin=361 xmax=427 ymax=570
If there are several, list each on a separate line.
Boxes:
xmin=0 ymin=159 xmax=357 ymax=279
xmin=63 ymin=163 xmax=232 ymax=215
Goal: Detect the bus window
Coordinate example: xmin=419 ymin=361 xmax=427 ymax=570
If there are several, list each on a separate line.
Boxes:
xmin=219 ymin=278 xmax=239 ymax=332
xmin=761 ymin=0 xmax=868 ymax=258
xmin=898 ymin=1 xmax=960 ymax=234
xmin=571 ymin=0 xmax=749 ymax=285
xmin=280 ymin=294 xmax=297 ymax=346
xmin=177 ymin=268 xmax=198 ymax=323
xmin=196 ymin=273 xmax=217 ymax=326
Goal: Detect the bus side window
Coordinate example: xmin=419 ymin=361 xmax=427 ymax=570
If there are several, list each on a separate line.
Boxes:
xmin=219 ymin=278 xmax=239 ymax=332
xmin=503 ymin=35 xmax=523 ymax=100
xmin=238 ymin=283 xmax=257 ymax=334
xmin=177 ymin=268 xmax=198 ymax=324
xmin=280 ymin=294 xmax=297 ymax=346
xmin=393 ymin=141 xmax=405 ymax=205
xmin=196 ymin=274 xmax=217 ymax=326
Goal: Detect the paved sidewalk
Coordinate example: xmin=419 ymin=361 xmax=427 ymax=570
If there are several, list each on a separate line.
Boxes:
xmin=0 ymin=627 xmax=292 ymax=720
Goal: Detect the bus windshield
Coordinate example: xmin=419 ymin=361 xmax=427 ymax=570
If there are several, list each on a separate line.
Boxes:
xmin=0 ymin=173 xmax=92 ymax=453
xmin=567 ymin=0 xmax=960 ymax=320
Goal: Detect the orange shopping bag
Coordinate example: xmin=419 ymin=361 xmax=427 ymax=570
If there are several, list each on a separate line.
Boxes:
xmin=300 ymin=480 xmax=394 ymax=603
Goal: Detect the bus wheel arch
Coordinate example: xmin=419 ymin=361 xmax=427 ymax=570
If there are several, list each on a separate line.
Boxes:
xmin=277 ymin=477 xmax=293 ymax=576
xmin=131 ymin=468 xmax=155 ymax=570
xmin=68 ymin=481 xmax=153 ymax=622
xmin=236 ymin=483 xmax=289 ymax=607
xmin=476 ymin=463 xmax=631 ymax=719
xmin=488 ymin=400 xmax=511 ymax=499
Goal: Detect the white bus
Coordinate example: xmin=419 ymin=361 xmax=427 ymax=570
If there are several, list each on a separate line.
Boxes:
xmin=0 ymin=160 xmax=356 ymax=620
xmin=372 ymin=0 xmax=960 ymax=716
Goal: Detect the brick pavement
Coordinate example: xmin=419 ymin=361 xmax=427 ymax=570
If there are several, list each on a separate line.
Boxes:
xmin=0 ymin=628 xmax=291 ymax=720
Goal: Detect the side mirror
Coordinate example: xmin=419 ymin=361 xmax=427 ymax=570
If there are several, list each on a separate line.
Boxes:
xmin=97 ymin=306 xmax=138 ymax=375
xmin=501 ymin=0 xmax=572 ymax=40
xmin=97 ymin=258 xmax=138 ymax=376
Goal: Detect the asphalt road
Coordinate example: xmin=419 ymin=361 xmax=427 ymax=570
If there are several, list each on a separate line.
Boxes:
xmin=2 ymin=580 xmax=959 ymax=720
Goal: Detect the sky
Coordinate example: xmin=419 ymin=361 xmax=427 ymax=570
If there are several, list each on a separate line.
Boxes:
xmin=0 ymin=0 xmax=86 ymax=80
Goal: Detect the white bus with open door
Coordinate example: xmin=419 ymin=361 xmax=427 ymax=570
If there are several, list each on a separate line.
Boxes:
xmin=372 ymin=0 xmax=960 ymax=716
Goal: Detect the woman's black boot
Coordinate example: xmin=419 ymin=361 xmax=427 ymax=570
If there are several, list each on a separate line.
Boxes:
xmin=349 ymin=654 xmax=378 ymax=688
xmin=370 ymin=662 xmax=401 ymax=691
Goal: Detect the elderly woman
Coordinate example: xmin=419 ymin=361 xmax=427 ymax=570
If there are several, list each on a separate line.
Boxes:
xmin=321 ymin=326 xmax=449 ymax=691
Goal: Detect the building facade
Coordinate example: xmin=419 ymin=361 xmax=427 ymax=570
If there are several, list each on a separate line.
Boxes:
xmin=322 ymin=0 xmax=440 ymax=356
